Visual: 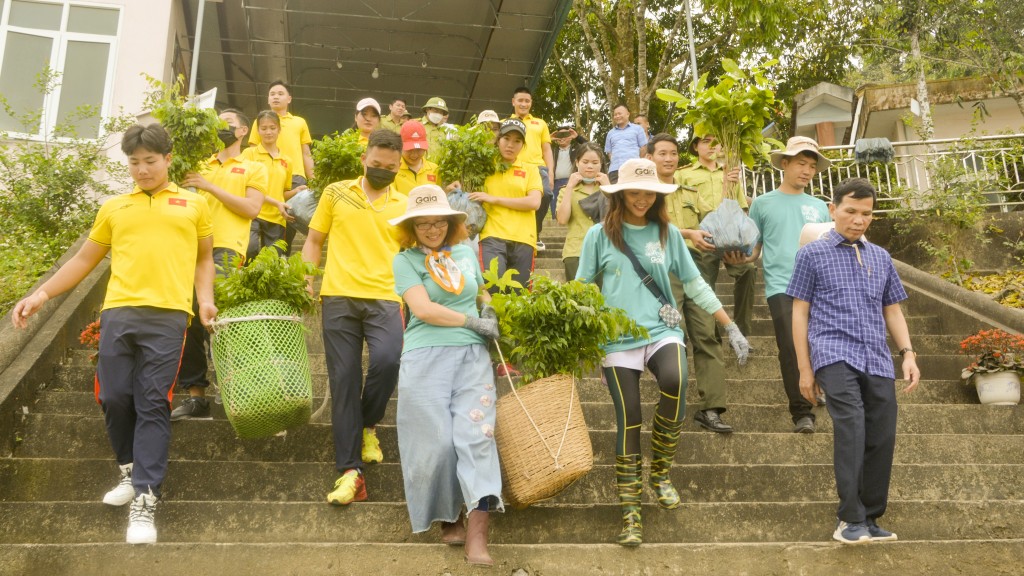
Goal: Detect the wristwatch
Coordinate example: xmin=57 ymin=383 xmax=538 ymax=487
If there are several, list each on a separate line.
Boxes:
xmin=898 ymin=347 xmax=915 ymax=357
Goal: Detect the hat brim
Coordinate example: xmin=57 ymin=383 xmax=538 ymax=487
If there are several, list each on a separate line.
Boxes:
xmin=422 ymin=104 xmax=448 ymax=113
xmin=599 ymin=181 xmax=678 ymax=195
xmin=499 ymin=127 xmax=525 ymax=137
xmin=388 ymin=209 xmax=467 ymax=227
xmin=770 ymin=150 xmax=831 ymax=171
xmin=402 ymin=141 xmax=428 ymax=151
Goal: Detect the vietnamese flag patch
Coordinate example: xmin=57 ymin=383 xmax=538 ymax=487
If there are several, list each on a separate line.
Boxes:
xmin=514 ymin=170 xmax=526 ymax=178
xmin=427 ymin=174 xmax=436 ymax=182
xmin=169 ymin=198 xmax=187 ymax=207
xmin=231 ymin=167 xmax=246 ymax=174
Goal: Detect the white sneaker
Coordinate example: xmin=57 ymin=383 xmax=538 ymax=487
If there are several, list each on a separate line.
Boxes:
xmin=536 ymin=240 xmax=546 ymax=251
xmin=126 ymin=490 xmax=159 ymax=544
xmin=103 ymin=463 xmax=134 ymax=506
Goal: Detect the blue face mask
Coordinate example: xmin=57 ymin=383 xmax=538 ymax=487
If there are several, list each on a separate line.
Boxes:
xmin=581 ymin=177 xmax=597 ymax=184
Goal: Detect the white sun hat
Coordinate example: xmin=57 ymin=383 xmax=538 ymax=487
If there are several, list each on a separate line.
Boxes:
xmin=388 ymin=184 xmax=467 ymax=226
xmin=599 ymin=158 xmax=678 ymax=194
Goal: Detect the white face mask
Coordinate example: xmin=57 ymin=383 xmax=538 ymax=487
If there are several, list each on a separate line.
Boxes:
xmin=427 ymin=112 xmax=443 ymax=125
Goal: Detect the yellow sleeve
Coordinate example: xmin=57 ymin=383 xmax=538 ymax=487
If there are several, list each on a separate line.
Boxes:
xmin=540 ymin=121 xmax=551 ymax=145
xmin=248 ymin=121 xmax=261 ymax=146
xmin=246 ymin=161 xmax=269 ymax=195
xmin=87 ymin=201 xmax=114 ymax=246
xmin=309 ymin=184 xmax=336 ymax=234
xmin=299 ymin=118 xmax=312 ymax=145
xmin=526 ymin=164 xmax=543 ymax=193
xmin=195 ymin=195 xmax=214 ymax=239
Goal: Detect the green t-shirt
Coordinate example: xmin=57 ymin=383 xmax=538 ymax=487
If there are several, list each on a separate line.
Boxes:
xmin=393 ymin=244 xmax=486 ymax=352
xmin=749 ymin=190 xmax=830 ymax=298
xmin=575 ymin=221 xmax=706 ymax=353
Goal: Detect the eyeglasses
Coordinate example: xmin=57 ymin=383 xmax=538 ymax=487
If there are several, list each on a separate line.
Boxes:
xmin=414 ymin=220 xmax=449 ymax=231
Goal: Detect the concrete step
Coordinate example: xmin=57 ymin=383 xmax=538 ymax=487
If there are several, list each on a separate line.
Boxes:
xmin=16 ymin=414 xmax=1024 ymax=465
xmin=1 ymin=500 xmax=1022 ymax=544
xmin=3 ymin=540 xmax=1022 ymax=576
xmin=4 ymin=458 xmax=1022 ymax=505
xmin=30 ymin=377 xmax=978 ymax=418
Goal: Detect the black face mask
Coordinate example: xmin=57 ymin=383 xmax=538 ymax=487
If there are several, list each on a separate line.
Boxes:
xmin=365 ymin=166 xmax=397 ymax=190
xmin=218 ymin=128 xmax=238 ymax=147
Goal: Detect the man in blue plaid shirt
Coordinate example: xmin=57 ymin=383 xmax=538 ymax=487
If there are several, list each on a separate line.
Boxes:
xmin=788 ymin=178 xmax=920 ymax=545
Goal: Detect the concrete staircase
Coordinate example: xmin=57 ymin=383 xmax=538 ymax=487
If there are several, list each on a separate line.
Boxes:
xmin=1 ymin=223 xmax=1022 ymax=575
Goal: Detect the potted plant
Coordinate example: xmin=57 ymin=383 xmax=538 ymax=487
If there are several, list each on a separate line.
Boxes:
xmin=142 ymin=75 xmax=224 ymax=185
xmin=485 ymin=267 xmax=647 ymax=507
xmin=656 ymin=58 xmax=783 ymax=199
xmin=209 ymin=242 xmax=323 ymax=438
xmin=959 ymin=328 xmax=1023 ymax=405
xmin=308 ymin=130 xmax=364 ymax=195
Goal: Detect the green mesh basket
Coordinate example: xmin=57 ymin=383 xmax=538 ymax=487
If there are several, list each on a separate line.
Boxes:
xmin=210 ymin=299 xmax=312 ymax=439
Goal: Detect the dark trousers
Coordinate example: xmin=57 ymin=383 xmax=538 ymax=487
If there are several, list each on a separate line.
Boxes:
xmin=603 ymin=343 xmax=688 ymax=456
xmin=696 ymin=251 xmax=756 ymax=338
xmin=817 ymin=362 xmax=897 ymax=523
xmin=322 ymin=296 xmax=403 ymax=472
xmin=247 ymin=218 xmax=287 ymax=261
xmin=670 ymin=271 xmax=726 ymax=413
xmin=535 ymin=166 xmax=552 ymax=238
xmin=283 ymin=175 xmax=307 ymax=255
xmin=608 ymin=171 xmax=619 ymax=184
xmin=178 ymin=248 xmax=238 ymax=390
xmin=766 ymin=293 xmax=814 ymax=423
xmin=479 ymin=236 xmax=535 ymax=293
xmin=552 ymin=177 xmax=569 ymax=219
xmin=96 ymin=307 xmax=187 ymax=497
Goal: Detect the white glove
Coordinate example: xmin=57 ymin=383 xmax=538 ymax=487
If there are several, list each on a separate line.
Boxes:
xmin=723 ymin=322 xmax=750 ymax=366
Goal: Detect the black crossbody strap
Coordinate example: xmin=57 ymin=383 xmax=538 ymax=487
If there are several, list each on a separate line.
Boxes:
xmin=618 ymin=239 xmax=672 ymax=307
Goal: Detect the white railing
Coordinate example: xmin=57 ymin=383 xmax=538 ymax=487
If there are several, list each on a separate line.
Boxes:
xmin=744 ymin=134 xmax=1024 ymax=213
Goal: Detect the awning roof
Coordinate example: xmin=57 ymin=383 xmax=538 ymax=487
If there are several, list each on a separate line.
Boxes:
xmin=184 ymin=0 xmax=571 ymax=136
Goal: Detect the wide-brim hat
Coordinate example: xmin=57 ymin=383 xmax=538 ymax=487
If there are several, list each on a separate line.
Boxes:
xmin=422 ymin=97 xmax=448 ymax=113
xmin=599 ymin=158 xmax=678 ymax=194
xmin=770 ymin=136 xmax=831 ymax=171
xmin=388 ymin=184 xmax=467 ymax=226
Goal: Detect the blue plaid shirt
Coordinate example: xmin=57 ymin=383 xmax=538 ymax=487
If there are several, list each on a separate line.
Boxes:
xmin=786 ymin=229 xmax=908 ymax=378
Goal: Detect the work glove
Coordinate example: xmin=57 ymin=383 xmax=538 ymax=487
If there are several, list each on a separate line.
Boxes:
xmin=723 ymin=321 xmax=750 ymax=366
xmin=464 ymin=305 xmax=499 ymax=340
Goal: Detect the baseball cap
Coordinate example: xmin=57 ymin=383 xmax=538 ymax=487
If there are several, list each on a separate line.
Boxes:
xmin=356 ymin=97 xmax=381 ymax=114
xmin=477 ymin=110 xmax=500 ymax=124
xmin=400 ymin=120 xmax=429 ymax=151
xmin=498 ymin=118 xmax=526 ymax=138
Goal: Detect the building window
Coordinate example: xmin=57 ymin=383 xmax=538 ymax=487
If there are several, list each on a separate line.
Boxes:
xmin=0 ymin=0 xmax=120 ymax=139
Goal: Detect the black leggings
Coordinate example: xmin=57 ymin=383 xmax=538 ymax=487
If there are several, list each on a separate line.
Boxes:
xmin=603 ymin=343 xmax=688 ymax=457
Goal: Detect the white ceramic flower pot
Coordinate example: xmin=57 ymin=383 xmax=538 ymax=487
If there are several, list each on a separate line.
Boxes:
xmin=973 ymin=371 xmax=1021 ymax=405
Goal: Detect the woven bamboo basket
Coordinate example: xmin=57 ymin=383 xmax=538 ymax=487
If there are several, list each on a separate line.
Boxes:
xmin=494 ymin=373 xmax=594 ymax=508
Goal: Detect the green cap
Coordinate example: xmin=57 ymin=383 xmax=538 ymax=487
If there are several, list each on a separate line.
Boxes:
xmin=422 ymin=97 xmax=448 ymax=113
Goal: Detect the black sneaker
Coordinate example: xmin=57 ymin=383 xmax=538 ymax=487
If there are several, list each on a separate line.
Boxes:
xmin=170 ymin=396 xmax=211 ymax=421
xmin=793 ymin=416 xmax=815 ymax=434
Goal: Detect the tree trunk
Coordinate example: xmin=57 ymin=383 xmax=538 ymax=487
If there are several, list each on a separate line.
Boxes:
xmin=909 ymin=23 xmax=934 ymax=141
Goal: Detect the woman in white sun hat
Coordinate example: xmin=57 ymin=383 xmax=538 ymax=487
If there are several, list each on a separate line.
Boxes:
xmin=575 ymin=157 xmax=750 ymax=547
xmin=388 ymin=184 xmax=504 ymax=567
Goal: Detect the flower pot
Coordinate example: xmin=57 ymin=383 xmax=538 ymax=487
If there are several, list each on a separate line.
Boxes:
xmin=973 ymin=371 xmax=1021 ymax=405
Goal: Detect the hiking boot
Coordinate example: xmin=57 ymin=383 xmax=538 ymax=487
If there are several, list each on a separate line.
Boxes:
xmin=362 ymin=427 xmax=383 ymax=464
xmin=866 ymin=517 xmax=898 ymax=541
xmin=833 ymin=519 xmax=871 ymax=544
xmin=170 ymin=396 xmax=211 ymax=421
xmin=126 ymin=490 xmax=159 ymax=544
xmin=327 ymin=469 xmax=367 ymax=505
xmin=103 ymin=463 xmax=134 ymax=506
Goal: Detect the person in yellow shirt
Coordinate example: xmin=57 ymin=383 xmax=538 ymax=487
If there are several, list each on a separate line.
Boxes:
xmin=301 ymin=129 xmax=408 ymax=506
xmin=509 ymin=87 xmax=554 ymax=250
xmin=242 ymin=110 xmax=294 ymax=259
xmin=394 ymin=120 xmax=440 ymax=194
xmin=353 ymin=97 xmax=382 ymax=145
xmin=174 ymin=108 xmax=267 ymax=421
xmin=249 ymin=80 xmax=314 ymax=184
xmin=676 ymin=134 xmax=753 ymax=337
xmin=469 ymin=118 xmax=542 ymax=292
xmin=380 ymin=98 xmax=407 ymax=132
xmin=12 ymin=123 xmax=216 ymax=544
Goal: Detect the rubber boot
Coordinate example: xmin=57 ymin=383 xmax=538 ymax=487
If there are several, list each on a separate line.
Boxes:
xmin=464 ymin=510 xmax=493 ymax=567
xmin=650 ymin=413 xmax=684 ymax=509
xmin=615 ymin=454 xmax=643 ymax=546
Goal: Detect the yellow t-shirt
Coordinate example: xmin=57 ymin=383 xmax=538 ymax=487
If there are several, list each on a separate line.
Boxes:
xmin=309 ymin=177 xmax=408 ymax=301
xmin=510 ymin=113 xmax=551 ymax=167
xmin=557 ymin=183 xmax=600 ymax=260
xmin=88 ymin=183 xmax=213 ymax=315
xmin=241 ymin=144 xmax=292 ymax=226
xmin=200 ymin=154 xmax=268 ymax=254
xmin=394 ymin=157 xmax=440 ymax=195
xmin=248 ymin=111 xmax=312 ymax=179
xmin=480 ymin=161 xmax=542 ymax=248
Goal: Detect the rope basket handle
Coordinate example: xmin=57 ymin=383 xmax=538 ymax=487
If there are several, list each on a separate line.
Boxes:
xmin=210 ymin=314 xmax=303 ymax=334
xmin=493 ymin=339 xmax=576 ymax=470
